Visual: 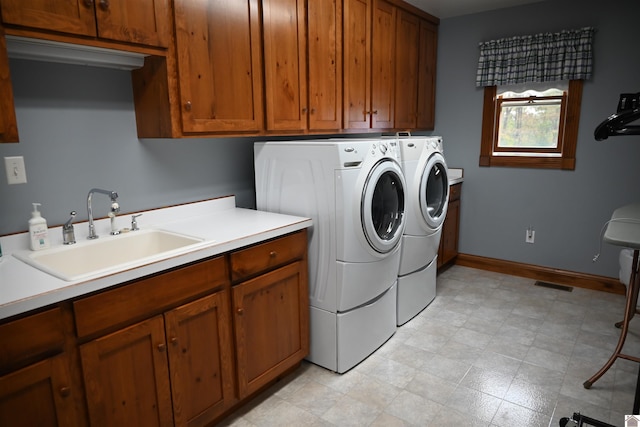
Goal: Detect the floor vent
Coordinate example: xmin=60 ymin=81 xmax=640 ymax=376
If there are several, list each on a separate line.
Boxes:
xmin=534 ymin=281 xmax=573 ymax=292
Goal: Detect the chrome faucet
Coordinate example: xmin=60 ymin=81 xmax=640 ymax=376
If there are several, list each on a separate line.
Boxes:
xmin=62 ymin=211 xmax=76 ymax=245
xmin=87 ymin=188 xmax=120 ymax=240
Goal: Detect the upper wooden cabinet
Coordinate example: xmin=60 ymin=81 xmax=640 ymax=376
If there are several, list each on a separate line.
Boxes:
xmin=0 ymin=0 xmax=170 ymax=48
xmin=173 ymin=0 xmax=263 ymax=133
xmin=394 ymin=12 xmax=437 ymax=130
xmin=344 ymin=0 xmax=396 ymax=130
xmin=416 ymin=19 xmax=437 ymax=129
xmin=262 ymin=0 xmax=307 ymax=131
xmin=262 ymin=0 xmax=342 ymax=132
xmin=0 ymin=24 xmax=18 ymax=143
xmin=307 ymin=0 xmax=343 ymax=131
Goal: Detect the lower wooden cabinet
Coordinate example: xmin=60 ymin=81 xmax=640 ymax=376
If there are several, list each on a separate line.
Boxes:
xmin=0 ymin=354 xmax=81 ymax=427
xmin=165 ymin=292 xmax=234 ymax=426
xmin=80 ymin=315 xmax=174 ymax=427
xmin=233 ymin=261 xmax=309 ymax=398
xmin=80 ymin=291 xmax=234 ymax=427
xmin=438 ymin=183 xmax=461 ymax=269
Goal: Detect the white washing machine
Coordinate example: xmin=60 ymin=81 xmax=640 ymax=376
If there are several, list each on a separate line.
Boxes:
xmin=396 ymin=135 xmax=449 ymax=325
xmin=254 ymin=139 xmax=406 ymax=373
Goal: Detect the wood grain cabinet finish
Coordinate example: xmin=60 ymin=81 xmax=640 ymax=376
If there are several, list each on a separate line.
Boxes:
xmin=0 ymin=24 xmax=17 ymax=143
xmin=262 ymin=0 xmax=342 ymax=132
xmin=0 ymin=354 xmax=82 ymax=427
xmin=438 ymin=183 xmax=461 ymax=269
xmin=416 ymin=19 xmax=437 ymax=129
xmin=0 ymin=307 xmax=83 ymax=426
xmin=232 ymin=261 xmax=309 ymax=398
xmin=80 ymin=315 xmax=174 ymax=427
xmin=230 ymin=230 xmax=309 ymax=399
xmin=344 ymin=0 xmax=396 ymax=130
xmin=173 ymin=0 xmax=264 ymax=133
xmin=306 ymin=0 xmax=343 ymax=131
xmin=165 ymin=292 xmax=234 ymax=426
xmin=80 ymin=291 xmax=234 ymax=427
xmin=394 ymin=13 xmax=437 ymax=130
xmin=0 ymin=0 xmax=170 ymax=48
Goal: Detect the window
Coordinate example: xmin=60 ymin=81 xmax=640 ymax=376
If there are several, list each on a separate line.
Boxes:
xmin=480 ymin=80 xmax=583 ymax=170
xmin=475 ymin=27 xmax=594 ymax=170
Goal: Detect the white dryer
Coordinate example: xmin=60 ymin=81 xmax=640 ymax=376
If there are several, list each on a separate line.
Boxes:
xmin=396 ymin=135 xmax=449 ymax=325
xmin=254 ymin=139 xmax=406 ymax=373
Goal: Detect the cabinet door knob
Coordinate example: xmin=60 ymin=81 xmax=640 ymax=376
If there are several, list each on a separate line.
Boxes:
xmin=99 ymin=0 xmax=109 ymax=10
xmin=170 ymin=337 xmax=178 ymax=346
xmin=83 ymin=0 xmax=93 ymax=7
xmin=157 ymin=343 xmax=166 ymax=352
xmin=59 ymin=387 xmax=71 ymax=398
xmin=237 ymin=307 xmax=244 ymax=315
xmin=185 ymin=101 xmax=192 ymax=111
xmin=310 ymin=108 xmax=316 ymax=114
xmin=372 ymin=110 xmax=378 ymax=115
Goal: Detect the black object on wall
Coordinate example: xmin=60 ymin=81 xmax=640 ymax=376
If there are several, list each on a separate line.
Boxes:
xmin=595 ymin=92 xmax=640 ymax=140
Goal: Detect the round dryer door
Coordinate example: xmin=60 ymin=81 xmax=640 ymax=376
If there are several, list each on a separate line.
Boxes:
xmin=420 ymin=152 xmax=449 ymax=229
xmin=361 ymin=159 xmax=406 ymax=254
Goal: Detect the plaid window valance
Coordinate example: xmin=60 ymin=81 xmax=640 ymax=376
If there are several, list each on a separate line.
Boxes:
xmin=476 ymin=27 xmax=595 ymax=87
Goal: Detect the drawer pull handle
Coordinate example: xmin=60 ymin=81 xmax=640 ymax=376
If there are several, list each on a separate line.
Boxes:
xmin=157 ymin=343 xmax=166 ymax=352
xmin=237 ymin=308 xmax=244 ymax=315
xmin=269 ymin=251 xmax=277 ymax=258
xmin=59 ymin=387 xmax=71 ymax=398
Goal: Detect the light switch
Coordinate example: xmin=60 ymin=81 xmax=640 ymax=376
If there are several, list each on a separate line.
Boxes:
xmin=4 ymin=156 xmax=27 ymax=185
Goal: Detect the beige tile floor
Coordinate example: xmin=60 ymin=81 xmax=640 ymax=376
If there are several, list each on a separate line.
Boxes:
xmin=220 ymin=266 xmax=640 ymax=427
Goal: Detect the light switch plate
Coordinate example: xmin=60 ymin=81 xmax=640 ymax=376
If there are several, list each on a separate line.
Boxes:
xmin=4 ymin=156 xmax=27 ymax=185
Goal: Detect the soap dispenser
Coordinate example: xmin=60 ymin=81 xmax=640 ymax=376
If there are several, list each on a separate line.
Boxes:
xmin=29 ymin=203 xmax=50 ymax=251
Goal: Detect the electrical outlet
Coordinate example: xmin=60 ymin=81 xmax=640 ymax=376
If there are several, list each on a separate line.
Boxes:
xmin=4 ymin=156 xmax=27 ymax=185
xmin=526 ymin=228 xmax=535 ymax=244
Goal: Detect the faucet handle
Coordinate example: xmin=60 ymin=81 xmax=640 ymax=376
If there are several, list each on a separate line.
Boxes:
xmin=63 ymin=211 xmax=77 ymax=245
xmin=131 ymin=214 xmax=142 ymax=231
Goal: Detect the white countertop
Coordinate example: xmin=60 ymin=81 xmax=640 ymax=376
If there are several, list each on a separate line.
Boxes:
xmin=448 ymin=168 xmax=464 ymax=185
xmin=0 ymin=196 xmax=312 ymax=320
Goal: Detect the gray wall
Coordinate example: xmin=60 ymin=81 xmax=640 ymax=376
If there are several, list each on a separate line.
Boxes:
xmin=0 ymin=59 xmax=259 ymax=235
xmin=1 ymin=0 xmax=638 ymax=280
xmin=434 ymin=0 xmax=640 ymax=278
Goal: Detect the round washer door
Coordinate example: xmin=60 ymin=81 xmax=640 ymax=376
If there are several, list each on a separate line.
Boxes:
xmin=361 ymin=159 xmax=406 ymax=254
xmin=420 ymin=152 xmax=449 ymax=229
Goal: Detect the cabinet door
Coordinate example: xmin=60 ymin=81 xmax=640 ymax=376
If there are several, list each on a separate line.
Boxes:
xmin=371 ymin=0 xmax=396 ymax=129
xmin=263 ymin=0 xmax=307 ymax=131
xmin=174 ymin=0 xmax=263 ymax=133
xmin=0 ymin=0 xmax=96 ymax=37
xmin=0 ymin=27 xmax=18 ymax=143
xmin=0 ymin=355 xmax=81 ymax=427
xmin=165 ymin=292 xmax=234 ymax=427
xmin=416 ymin=19 xmax=437 ymax=129
xmin=307 ymin=0 xmax=342 ymax=131
xmin=80 ymin=316 xmax=173 ymax=427
xmin=233 ymin=261 xmax=309 ymax=398
xmin=94 ymin=0 xmax=170 ymax=47
xmin=343 ymin=0 xmax=371 ymax=129
xmin=394 ymin=10 xmax=420 ymax=129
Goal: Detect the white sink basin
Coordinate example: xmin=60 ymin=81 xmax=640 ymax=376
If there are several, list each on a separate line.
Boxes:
xmin=14 ymin=229 xmax=208 ymax=282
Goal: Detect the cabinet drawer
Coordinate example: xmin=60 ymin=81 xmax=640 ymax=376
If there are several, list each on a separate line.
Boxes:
xmin=230 ymin=230 xmax=307 ymax=282
xmin=74 ymin=256 xmax=228 ymax=339
xmin=0 ymin=307 xmax=64 ymax=370
xmin=449 ymin=183 xmax=461 ymax=201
